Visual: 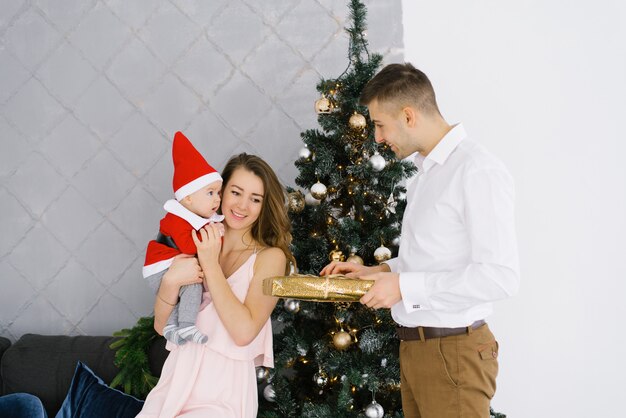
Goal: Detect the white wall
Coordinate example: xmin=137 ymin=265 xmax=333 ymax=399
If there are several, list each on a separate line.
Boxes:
xmin=403 ymin=1 xmax=626 ymax=416
xmin=0 ymin=0 xmax=403 ymax=341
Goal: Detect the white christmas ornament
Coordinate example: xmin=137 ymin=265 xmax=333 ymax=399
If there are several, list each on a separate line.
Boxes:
xmin=305 ymin=192 xmax=321 ymax=206
xmin=263 ymin=384 xmax=276 ymax=402
xmin=310 ymin=181 xmax=328 ymax=200
xmin=369 ymin=152 xmax=386 ymax=172
xmin=364 ymin=401 xmax=384 ymax=418
xmin=374 ymin=244 xmax=392 ymax=263
xmin=298 ymin=146 xmax=312 ymax=160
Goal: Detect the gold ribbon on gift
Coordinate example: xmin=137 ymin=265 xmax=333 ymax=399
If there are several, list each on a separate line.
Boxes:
xmin=262 ymin=274 xmax=374 ymax=302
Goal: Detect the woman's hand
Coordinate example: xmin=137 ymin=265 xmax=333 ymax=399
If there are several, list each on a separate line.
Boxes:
xmin=161 ymin=254 xmax=203 ymax=291
xmin=192 ymin=223 xmax=223 ymax=267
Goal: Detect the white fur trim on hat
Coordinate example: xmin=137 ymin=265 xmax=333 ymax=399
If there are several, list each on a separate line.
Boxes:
xmin=174 ymin=172 xmax=222 ymax=201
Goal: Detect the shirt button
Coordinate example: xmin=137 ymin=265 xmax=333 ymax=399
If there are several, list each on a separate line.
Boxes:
xmin=492 ymin=351 xmax=497 ymax=358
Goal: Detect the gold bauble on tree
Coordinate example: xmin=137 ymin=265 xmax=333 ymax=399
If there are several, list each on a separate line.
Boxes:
xmin=314 ymin=96 xmax=331 ymax=114
xmin=332 ymin=331 xmax=352 ymax=350
xmin=349 ymin=112 xmax=367 ymax=130
xmin=346 ymin=252 xmax=364 ymax=265
xmin=287 ymin=191 xmax=305 ymax=213
xmin=329 ymin=247 xmax=345 ymax=262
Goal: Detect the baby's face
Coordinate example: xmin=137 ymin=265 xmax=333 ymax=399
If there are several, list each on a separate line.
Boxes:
xmin=184 ymin=180 xmax=222 ymax=218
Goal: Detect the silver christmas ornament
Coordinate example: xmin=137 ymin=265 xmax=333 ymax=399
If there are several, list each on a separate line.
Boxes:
xmin=310 ymin=181 xmax=328 ymax=200
xmin=313 ymin=371 xmax=328 ymax=387
xmin=256 ymin=367 xmax=269 ymax=383
xmin=392 ymin=236 xmax=401 ymax=246
xmin=299 ymin=146 xmax=312 ymax=160
xmin=263 ymin=384 xmax=276 ymax=402
xmin=381 ymin=358 xmax=388 ymax=367
xmin=284 ymin=299 xmax=300 ymax=313
xmin=364 ymin=401 xmax=384 ymax=418
xmin=374 ymin=244 xmax=392 ymax=263
xmin=305 ymin=192 xmax=321 ymax=206
xmin=369 ymin=152 xmax=386 ymax=172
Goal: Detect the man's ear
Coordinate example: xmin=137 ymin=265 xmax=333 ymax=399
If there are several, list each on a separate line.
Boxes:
xmin=402 ymin=106 xmax=418 ymax=128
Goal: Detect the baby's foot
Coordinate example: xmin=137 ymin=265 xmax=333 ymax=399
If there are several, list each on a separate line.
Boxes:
xmin=177 ymin=325 xmax=208 ymax=344
xmin=163 ymin=325 xmax=187 ymax=345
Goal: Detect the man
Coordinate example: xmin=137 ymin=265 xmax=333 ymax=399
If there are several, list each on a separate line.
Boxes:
xmin=321 ymin=63 xmax=520 ymax=418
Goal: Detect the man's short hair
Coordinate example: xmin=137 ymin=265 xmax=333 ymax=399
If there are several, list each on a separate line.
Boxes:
xmin=360 ymin=63 xmax=440 ymax=115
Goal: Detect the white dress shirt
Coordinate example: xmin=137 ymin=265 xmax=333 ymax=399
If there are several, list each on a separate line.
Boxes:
xmin=385 ymin=123 xmax=520 ymax=328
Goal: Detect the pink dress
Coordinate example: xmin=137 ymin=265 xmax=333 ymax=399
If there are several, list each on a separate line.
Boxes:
xmin=137 ymin=253 xmax=273 ymax=418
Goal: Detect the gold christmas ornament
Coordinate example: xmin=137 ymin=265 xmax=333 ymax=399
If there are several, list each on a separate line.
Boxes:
xmin=310 ymin=181 xmax=328 ymax=200
xmin=314 ymin=96 xmax=331 ymax=114
xmin=373 ymin=244 xmax=392 ymax=263
xmin=329 ymin=248 xmax=345 ymax=262
xmin=349 ymin=112 xmax=367 ymax=130
xmin=346 ymin=252 xmax=364 ymax=265
xmin=332 ymin=330 xmax=352 ymax=350
xmin=287 ymin=191 xmax=305 ymax=213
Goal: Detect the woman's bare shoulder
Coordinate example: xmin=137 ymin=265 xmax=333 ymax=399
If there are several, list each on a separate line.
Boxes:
xmin=256 ymin=246 xmax=287 ymax=263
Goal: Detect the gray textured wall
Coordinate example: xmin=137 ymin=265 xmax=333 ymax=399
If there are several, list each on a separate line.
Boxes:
xmin=0 ymin=0 xmax=403 ymax=341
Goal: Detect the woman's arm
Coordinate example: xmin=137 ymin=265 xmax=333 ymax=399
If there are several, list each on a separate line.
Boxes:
xmin=153 ymin=255 xmax=203 ymax=334
xmin=193 ymin=226 xmax=285 ymax=346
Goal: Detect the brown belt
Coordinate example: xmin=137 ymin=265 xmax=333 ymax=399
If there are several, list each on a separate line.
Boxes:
xmin=396 ymin=320 xmax=486 ymax=341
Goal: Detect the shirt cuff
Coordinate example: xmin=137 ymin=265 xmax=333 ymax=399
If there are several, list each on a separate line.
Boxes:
xmin=382 ymin=257 xmax=399 ymax=272
xmin=399 ymin=272 xmax=431 ymax=313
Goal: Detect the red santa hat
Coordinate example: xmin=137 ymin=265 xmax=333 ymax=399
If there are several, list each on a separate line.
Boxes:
xmin=172 ymin=131 xmax=222 ymax=201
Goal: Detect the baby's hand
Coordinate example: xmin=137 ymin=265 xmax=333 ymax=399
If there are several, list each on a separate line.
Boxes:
xmin=214 ymin=222 xmax=225 ymax=237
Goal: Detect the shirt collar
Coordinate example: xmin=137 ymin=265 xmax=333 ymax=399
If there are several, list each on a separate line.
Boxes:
xmin=163 ymin=199 xmax=225 ymax=231
xmin=415 ymin=123 xmax=466 ymax=173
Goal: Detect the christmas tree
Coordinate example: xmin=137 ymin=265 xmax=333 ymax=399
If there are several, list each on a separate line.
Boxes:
xmin=256 ymin=1 xmax=415 ymax=416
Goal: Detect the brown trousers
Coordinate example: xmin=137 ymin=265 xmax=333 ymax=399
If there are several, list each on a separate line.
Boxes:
xmin=399 ymin=324 xmax=499 ymax=418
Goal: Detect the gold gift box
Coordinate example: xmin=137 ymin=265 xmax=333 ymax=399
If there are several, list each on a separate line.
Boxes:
xmin=262 ymin=274 xmax=374 ymax=302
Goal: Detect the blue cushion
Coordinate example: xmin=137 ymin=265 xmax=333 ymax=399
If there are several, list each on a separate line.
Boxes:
xmin=0 ymin=393 xmax=47 ymax=418
xmin=55 ymin=362 xmax=144 ymax=418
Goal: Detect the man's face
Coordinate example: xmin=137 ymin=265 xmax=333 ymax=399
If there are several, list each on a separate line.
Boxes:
xmin=368 ymin=99 xmax=416 ymax=160
xmin=184 ymin=180 xmax=222 ymax=218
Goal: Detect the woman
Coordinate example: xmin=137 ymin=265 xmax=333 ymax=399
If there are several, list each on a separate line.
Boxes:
xmin=137 ymin=153 xmax=295 ymax=418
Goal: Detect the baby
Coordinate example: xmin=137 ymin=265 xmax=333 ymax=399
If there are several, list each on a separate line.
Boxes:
xmin=143 ymin=131 xmax=224 ymax=345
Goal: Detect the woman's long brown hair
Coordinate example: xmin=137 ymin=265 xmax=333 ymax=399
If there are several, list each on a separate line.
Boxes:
xmin=221 ymin=153 xmax=295 ymax=274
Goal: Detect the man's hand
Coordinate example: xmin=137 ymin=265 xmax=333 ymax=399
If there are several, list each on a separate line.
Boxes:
xmin=320 ymin=261 xmax=390 ymax=278
xmin=359 ymin=272 xmax=401 ymax=309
